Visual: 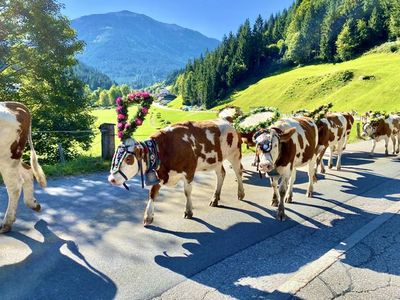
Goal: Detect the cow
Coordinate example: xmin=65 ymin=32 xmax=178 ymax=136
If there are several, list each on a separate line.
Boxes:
xmin=108 ymin=120 xmax=245 ymax=226
xmin=315 ymin=112 xmax=353 ymax=173
xmin=0 ymin=102 xmax=47 ymax=233
xmin=362 ymin=114 xmax=400 ymax=155
xmin=253 ymin=117 xmax=318 ymax=220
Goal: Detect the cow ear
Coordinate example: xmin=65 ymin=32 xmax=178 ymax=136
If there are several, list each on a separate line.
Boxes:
xmin=279 ymin=127 xmax=296 ymax=142
xmin=134 ymin=145 xmax=144 ymax=160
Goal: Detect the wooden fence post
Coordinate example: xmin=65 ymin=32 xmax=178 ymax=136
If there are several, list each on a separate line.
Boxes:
xmin=356 ymin=122 xmax=361 ymax=138
xmin=99 ymin=123 xmax=115 ymax=160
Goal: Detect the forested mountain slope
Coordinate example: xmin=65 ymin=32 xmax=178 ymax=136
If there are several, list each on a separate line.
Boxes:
xmin=172 ymin=0 xmax=400 ymax=108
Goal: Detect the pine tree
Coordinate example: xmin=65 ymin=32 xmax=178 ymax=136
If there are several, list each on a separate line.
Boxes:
xmin=336 ymin=19 xmax=358 ymax=61
xmin=389 ymin=1 xmax=400 ymax=40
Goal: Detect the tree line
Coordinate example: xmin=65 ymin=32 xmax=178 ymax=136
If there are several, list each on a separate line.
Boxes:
xmin=172 ymin=0 xmax=400 ymax=108
xmin=0 ymin=0 xmax=94 ymax=162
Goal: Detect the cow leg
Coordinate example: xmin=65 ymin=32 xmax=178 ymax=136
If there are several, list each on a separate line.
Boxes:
xmin=270 ymin=177 xmax=279 ymax=207
xmin=20 ymin=164 xmax=41 ymax=212
xmin=328 ymin=146 xmax=334 ymax=169
xmin=391 ymin=135 xmax=397 ymax=155
xmin=277 ymin=176 xmax=288 ymax=221
xmin=370 ymin=139 xmax=377 ymax=156
xmin=384 ymin=137 xmax=389 ymax=156
xmin=144 ymin=184 xmax=161 ymax=226
xmin=336 ymin=141 xmax=344 ymax=171
xmin=0 ymin=167 xmax=23 ymax=233
xmin=307 ymin=157 xmax=317 ymax=198
xmin=285 ymin=168 xmax=296 ymax=203
xmin=397 ymin=134 xmax=400 ymax=154
xmin=228 ymin=157 xmax=245 ymax=201
xmin=210 ymin=164 xmax=225 ymax=207
xmin=183 ymin=179 xmax=193 ymax=219
xmin=317 ymin=147 xmax=327 ymax=174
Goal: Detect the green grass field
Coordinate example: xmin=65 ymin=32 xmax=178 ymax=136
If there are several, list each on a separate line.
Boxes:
xmin=218 ymin=53 xmax=400 ymax=113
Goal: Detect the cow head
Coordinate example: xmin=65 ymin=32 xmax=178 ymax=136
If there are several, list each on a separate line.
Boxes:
xmin=253 ymin=127 xmax=296 ymax=173
xmin=108 ymin=138 xmax=144 ymax=187
xmin=362 ymin=122 xmax=377 ymax=138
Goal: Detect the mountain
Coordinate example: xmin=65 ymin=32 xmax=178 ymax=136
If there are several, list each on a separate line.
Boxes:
xmin=73 ymin=61 xmax=115 ymax=90
xmin=71 ymin=11 xmax=219 ymax=87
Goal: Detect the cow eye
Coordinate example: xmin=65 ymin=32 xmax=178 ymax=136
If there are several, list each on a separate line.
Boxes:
xmin=125 ymin=155 xmax=135 ymax=165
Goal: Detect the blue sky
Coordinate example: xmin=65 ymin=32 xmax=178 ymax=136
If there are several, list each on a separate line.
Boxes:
xmin=60 ymin=0 xmax=294 ymax=39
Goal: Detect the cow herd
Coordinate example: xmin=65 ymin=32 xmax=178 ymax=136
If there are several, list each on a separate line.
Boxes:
xmin=0 ymin=101 xmax=399 ymax=232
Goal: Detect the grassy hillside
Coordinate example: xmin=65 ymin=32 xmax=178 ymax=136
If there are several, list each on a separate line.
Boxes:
xmin=221 ymin=52 xmax=400 ymax=113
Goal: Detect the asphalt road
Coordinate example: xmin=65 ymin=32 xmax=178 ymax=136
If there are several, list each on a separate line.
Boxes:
xmin=0 ymin=140 xmax=399 ymax=300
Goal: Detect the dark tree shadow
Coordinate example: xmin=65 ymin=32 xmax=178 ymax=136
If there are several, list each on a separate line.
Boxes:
xmin=0 ymin=220 xmax=117 ymax=299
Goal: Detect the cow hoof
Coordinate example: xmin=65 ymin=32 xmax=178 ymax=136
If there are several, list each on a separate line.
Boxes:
xmin=276 ymin=211 xmax=286 ymax=221
xmin=238 ymin=191 xmax=245 ymax=201
xmin=313 ymin=175 xmax=318 ymax=183
xmin=209 ymin=200 xmax=219 ymax=207
xmin=33 ymin=204 xmax=41 ymax=212
xmin=385 ymin=151 xmax=389 ymax=156
xmin=307 ymin=191 xmax=313 ymax=198
xmin=0 ymin=224 xmax=11 ymax=234
xmin=184 ymin=211 xmax=193 ymax=219
xmin=285 ymin=196 xmax=293 ymax=203
xmin=336 ymin=166 xmax=341 ymax=171
xmin=328 ymin=164 xmax=333 ymax=169
xmin=321 ymin=168 xmax=326 ymax=174
xmin=143 ymin=217 xmax=154 ymax=226
xmin=271 ymin=200 xmax=278 ymax=207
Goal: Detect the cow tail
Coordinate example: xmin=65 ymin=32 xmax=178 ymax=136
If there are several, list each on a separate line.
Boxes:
xmin=28 ymin=125 xmax=47 ymax=188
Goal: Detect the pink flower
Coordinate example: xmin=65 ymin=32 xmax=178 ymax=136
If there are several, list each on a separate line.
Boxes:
xmin=128 ymin=93 xmax=135 ymax=100
xmin=141 ymin=107 xmax=149 ymax=114
xmin=135 ymin=118 xmax=143 ymax=126
xmin=141 ymin=92 xmax=150 ymax=98
xmin=116 ymin=97 xmax=123 ymax=105
xmin=117 ymin=131 xmax=124 ymax=139
xmin=117 ymin=122 xmax=125 ymax=129
xmin=118 ymin=114 xmax=126 ymax=120
xmin=125 ymin=123 xmax=131 ymax=130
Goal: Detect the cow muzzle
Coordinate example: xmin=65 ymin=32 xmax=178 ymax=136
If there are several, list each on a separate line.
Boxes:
xmin=259 ymin=162 xmax=274 ymax=173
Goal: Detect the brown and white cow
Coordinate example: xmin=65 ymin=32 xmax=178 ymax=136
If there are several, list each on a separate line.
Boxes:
xmin=0 ymin=102 xmax=47 ymax=233
xmin=108 ymin=120 xmax=245 ymax=225
xmin=254 ymin=117 xmax=318 ymax=220
xmin=362 ymin=115 xmax=400 ymax=155
xmin=315 ymin=112 xmax=353 ymax=173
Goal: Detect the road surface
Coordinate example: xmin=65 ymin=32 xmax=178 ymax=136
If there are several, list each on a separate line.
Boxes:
xmin=0 ymin=140 xmax=399 ymax=299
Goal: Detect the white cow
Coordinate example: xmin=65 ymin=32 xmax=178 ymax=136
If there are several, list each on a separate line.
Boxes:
xmin=0 ymin=102 xmax=46 ymax=233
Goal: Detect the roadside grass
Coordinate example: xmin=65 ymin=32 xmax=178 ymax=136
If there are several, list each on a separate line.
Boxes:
xmin=42 ymin=157 xmax=110 ymax=177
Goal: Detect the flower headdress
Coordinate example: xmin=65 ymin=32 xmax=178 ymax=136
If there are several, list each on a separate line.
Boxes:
xmin=115 ymin=92 xmax=154 ymax=141
xmin=234 ymin=107 xmax=281 ymax=134
xmin=305 ymin=103 xmax=333 ymax=122
xmin=368 ymin=111 xmax=389 ymax=126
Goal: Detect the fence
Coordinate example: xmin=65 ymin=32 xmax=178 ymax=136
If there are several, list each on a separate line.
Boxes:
xmin=31 ymin=123 xmax=116 ymax=163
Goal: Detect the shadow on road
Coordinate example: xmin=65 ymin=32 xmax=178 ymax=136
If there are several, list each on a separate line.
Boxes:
xmin=0 ymin=220 xmax=117 ymax=299
xmin=151 ymin=151 xmax=400 ymax=298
